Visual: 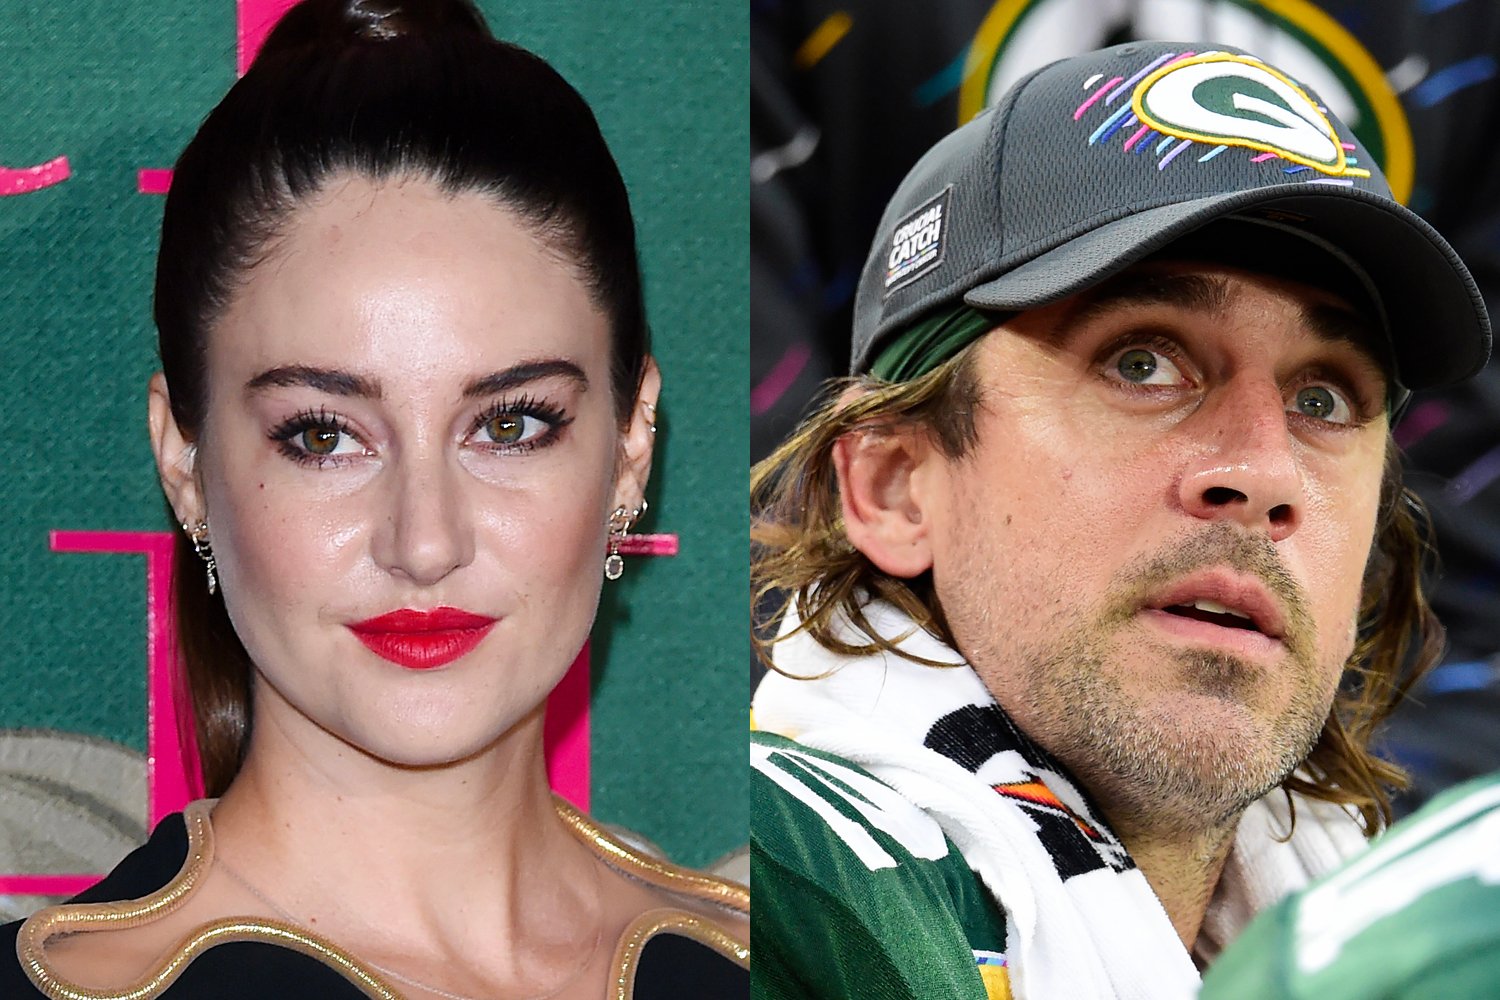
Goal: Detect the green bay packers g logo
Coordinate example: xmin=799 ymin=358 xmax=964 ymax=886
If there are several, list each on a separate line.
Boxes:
xmin=958 ymin=0 xmax=1412 ymax=201
xmin=1132 ymin=54 xmax=1368 ymax=179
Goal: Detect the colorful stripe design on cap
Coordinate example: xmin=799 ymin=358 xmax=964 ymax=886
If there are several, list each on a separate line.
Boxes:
xmin=973 ymin=950 xmax=1012 ymax=999
xmin=1158 ymin=138 xmax=1193 ymax=170
xmin=1087 ymin=104 xmax=1136 ymax=145
xmin=1072 ymin=50 xmax=1374 ymax=183
xmin=1103 ymin=50 xmax=1178 ymax=104
xmin=1073 ymin=74 xmax=1122 ymax=120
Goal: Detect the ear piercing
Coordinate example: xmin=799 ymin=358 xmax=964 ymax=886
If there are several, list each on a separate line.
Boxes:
xmin=184 ymin=520 xmax=218 ymax=595
xmin=605 ymin=499 xmax=648 ymax=581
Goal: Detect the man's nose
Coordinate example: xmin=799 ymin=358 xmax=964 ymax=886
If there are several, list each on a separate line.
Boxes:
xmin=1176 ymin=378 xmax=1305 ymax=542
xmin=370 ymin=450 xmax=475 ymax=586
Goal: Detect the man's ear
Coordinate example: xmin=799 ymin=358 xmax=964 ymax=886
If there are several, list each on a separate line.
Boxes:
xmin=147 ymin=373 xmax=205 ymax=527
xmin=833 ymin=426 xmax=937 ymax=578
xmin=611 ymin=356 xmax=661 ymax=514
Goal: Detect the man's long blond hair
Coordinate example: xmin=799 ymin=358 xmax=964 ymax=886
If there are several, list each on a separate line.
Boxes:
xmin=752 ymin=345 xmax=1444 ymax=834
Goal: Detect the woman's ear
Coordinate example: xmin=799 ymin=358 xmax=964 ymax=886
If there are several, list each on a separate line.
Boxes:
xmin=832 ymin=425 xmax=937 ymax=578
xmin=147 ymin=373 xmax=205 ymax=526
xmin=612 ymin=356 xmax=661 ymax=513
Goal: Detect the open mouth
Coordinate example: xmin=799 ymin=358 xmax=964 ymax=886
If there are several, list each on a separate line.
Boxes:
xmin=1160 ymin=599 xmax=1261 ymax=633
xmin=1140 ymin=571 xmax=1289 ymax=657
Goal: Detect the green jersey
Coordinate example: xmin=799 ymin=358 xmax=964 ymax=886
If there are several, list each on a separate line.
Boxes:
xmin=751 ymin=732 xmax=1013 ymax=999
xmin=1201 ymin=772 xmax=1500 ymax=1000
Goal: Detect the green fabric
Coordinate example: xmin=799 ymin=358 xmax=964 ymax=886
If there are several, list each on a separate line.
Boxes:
xmin=750 ymin=732 xmax=1008 ymax=999
xmin=1201 ymin=771 xmax=1500 ymax=1000
xmin=868 ymin=305 xmax=999 ymax=381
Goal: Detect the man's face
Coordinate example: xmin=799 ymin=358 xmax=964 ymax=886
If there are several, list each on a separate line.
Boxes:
xmin=922 ymin=261 xmax=1390 ymax=831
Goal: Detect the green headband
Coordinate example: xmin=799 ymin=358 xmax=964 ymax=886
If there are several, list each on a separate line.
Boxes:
xmin=867 ymin=305 xmax=999 ymax=382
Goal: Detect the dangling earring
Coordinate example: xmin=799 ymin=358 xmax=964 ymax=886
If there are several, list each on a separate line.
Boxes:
xmin=604 ymin=499 xmax=648 ymax=581
xmin=184 ymin=520 xmax=218 ymax=595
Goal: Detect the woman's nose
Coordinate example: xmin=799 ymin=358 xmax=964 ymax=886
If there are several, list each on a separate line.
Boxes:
xmin=370 ymin=452 xmax=475 ymax=586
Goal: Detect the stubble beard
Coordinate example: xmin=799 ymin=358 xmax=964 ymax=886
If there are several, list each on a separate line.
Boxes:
xmin=948 ymin=523 xmax=1339 ymax=839
xmin=1014 ymin=627 xmax=1331 ymax=838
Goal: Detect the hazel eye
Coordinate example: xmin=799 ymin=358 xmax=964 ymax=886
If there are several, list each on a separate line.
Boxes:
xmin=301 ymin=426 xmax=345 ymax=455
xmin=478 ymin=411 xmax=548 ymax=446
xmin=1290 ymin=385 xmax=1353 ymax=424
xmin=268 ymin=408 xmax=370 ymax=468
xmin=1106 ymin=346 xmax=1187 ymax=386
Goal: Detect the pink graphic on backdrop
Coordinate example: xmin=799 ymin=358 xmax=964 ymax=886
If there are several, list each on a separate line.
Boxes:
xmin=0 ymin=157 xmax=70 ymax=196
xmin=618 ymin=532 xmax=680 ymax=557
xmin=547 ymin=646 xmax=591 ymax=810
xmin=0 ymin=875 xmax=97 ymax=896
xmin=137 ymin=169 xmax=172 ymax=194
xmin=239 ymin=0 xmax=302 ymax=74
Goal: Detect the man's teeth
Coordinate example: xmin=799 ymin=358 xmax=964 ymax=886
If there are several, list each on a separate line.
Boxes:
xmin=1188 ymin=599 xmax=1249 ymax=620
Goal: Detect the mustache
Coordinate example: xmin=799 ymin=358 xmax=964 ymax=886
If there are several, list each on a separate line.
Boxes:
xmin=1102 ymin=523 xmax=1317 ymax=663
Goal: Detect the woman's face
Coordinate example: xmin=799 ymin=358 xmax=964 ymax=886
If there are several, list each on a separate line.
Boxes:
xmin=151 ymin=175 xmax=655 ymax=768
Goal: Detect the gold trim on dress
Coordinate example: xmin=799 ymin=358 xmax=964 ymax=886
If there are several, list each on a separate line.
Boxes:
xmin=553 ymin=799 xmax=751 ymax=914
xmin=609 ymin=910 xmax=751 ymax=1000
xmin=16 ymin=798 xmax=750 ymax=999
xmin=16 ymin=802 xmax=400 ymax=1000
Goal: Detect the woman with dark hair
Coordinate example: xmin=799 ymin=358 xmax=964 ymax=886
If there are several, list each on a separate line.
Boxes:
xmin=0 ymin=1 xmax=748 ymax=996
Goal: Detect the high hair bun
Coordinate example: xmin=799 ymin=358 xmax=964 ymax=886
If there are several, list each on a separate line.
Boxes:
xmin=255 ymin=0 xmax=490 ymax=62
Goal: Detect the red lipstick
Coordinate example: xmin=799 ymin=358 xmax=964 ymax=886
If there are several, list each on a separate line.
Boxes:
xmin=347 ymin=607 xmax=498 ymax=670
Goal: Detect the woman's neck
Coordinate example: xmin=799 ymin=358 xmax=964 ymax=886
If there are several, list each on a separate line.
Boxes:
xmin=207 ymin=699 xmax=606 ymax=990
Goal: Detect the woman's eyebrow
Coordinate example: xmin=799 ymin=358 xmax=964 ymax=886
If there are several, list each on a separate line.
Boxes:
xmin=244 ymin=365 xmax=382 ymax=399
xmin=241 ymin=359 xmax=589 ymax=400
xmin=462 ymin=359 xmax=589 ymax=398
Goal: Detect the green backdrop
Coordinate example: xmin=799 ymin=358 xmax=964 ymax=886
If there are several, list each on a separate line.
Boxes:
xmin=0 ymin=0 xmax=746 ymax=874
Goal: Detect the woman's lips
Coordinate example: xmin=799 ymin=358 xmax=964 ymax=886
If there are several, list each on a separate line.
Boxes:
xmin=347 ymin=607 xmax=498 ymax=670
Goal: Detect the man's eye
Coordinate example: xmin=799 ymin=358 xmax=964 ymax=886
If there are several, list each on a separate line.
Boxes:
xmin=477 ymin=411 xmax=549 ymax=446
xmin=1106 ymin=346 xmax=1187 ymax=386
xmin=1290 ymin=385 xmax=1354 ymax=424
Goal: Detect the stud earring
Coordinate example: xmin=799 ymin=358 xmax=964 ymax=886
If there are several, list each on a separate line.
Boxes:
xmin=184 ymin=520 xmax=218 ymax=595
xmin=642 ymin=400 xmax=657 ymax=435
xmin=604 ymin=499 xmax=648 ymax=581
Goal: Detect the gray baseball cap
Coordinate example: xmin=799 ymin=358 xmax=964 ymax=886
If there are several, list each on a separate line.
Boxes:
xmin=851 ymin=41 xmax=1491 ymax=392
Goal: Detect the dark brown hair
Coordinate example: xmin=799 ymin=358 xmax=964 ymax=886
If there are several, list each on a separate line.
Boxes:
xmin=159 ymin=0 xmax=650 ymax=795
xmin=752 ymin=347 xmax=1443 ymax=834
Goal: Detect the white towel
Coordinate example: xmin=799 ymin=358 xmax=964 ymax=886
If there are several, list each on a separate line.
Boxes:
xmin=753 ymin=600 xmax=1369 ymax=1000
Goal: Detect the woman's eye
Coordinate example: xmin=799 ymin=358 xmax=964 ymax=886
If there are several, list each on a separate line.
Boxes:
xmin=1290 ymin=384 xmax=1354 ymax=424
xmin=268 ymin=409 xmax=367 ymax=466
xmin=299 ymin=425 xmax=357 ymax=455
xmin=477 ymin=411 xmax=549 ymax=446
xmin=1106 ymin=346 xmax=1187 ymax=386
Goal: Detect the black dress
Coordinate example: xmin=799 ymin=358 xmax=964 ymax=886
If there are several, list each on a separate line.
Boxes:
xmin=1 ymin=803 xmax=748 ymax=999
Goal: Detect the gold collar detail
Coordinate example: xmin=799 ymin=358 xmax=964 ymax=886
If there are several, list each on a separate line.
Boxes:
xmin=17 ymin=799 xmax=749 ymax=1000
